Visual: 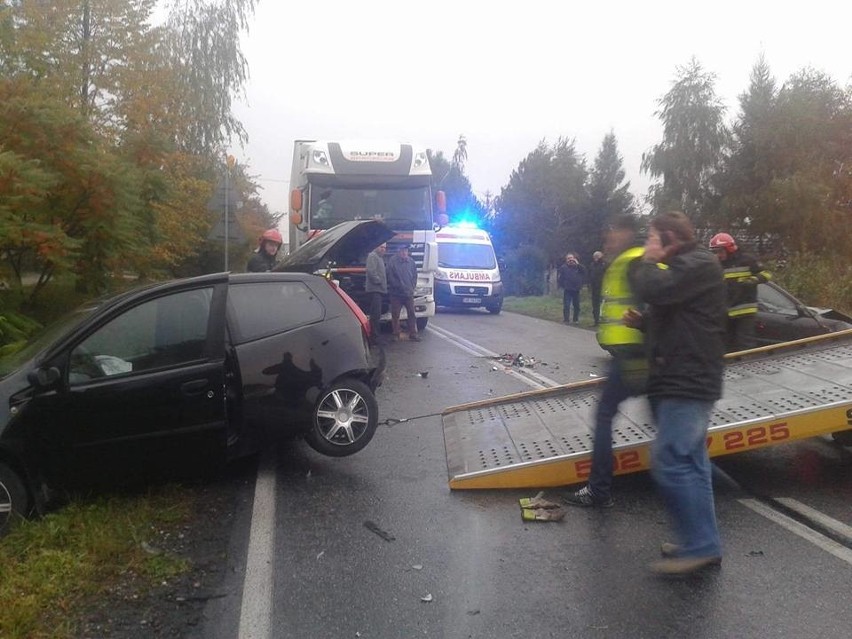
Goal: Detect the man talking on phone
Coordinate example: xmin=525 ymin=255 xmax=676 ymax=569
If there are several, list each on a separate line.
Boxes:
xmin=627 ymin=211 xmax=727 ymax=575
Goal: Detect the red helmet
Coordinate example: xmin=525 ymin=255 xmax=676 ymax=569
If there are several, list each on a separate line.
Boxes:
xmin=259 ymin=228 xmax=283 ymax=247
xmin=709 ymin=232 xmax=737 ymax=254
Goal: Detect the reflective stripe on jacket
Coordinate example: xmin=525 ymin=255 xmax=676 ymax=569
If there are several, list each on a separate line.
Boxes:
xmin=722 ymin=251 xmax=771 ymax=318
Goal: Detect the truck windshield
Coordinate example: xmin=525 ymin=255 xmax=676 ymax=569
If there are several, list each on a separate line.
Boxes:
xmin=310 ymin=186 xmax=431 ymax=231
xmin=438 ymin=243 xmax=497 ymax=270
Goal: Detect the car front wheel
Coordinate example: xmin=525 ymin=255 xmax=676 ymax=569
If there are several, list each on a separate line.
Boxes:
xmin=306 ymin=379 xmax=379 ymax=457
xmin=0 ymin=462 xmax=29 ymax=535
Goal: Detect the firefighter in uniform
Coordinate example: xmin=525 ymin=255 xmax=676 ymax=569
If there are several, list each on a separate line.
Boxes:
xmin=247 ymin=228 xmax=283 ymax=272
xmin=565 ymin=215 xmax=646 ymax=508
xmin=709 ymin=233 xmax=772 ymax=352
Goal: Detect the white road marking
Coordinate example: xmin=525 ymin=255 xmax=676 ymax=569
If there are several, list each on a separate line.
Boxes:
xmin=773 ymin=497 xmax=852 ymax=543
xmin=738 ymin=498 xmax=852 ymax=565
xmin=239 ymin=450 xmax=277 ymax=639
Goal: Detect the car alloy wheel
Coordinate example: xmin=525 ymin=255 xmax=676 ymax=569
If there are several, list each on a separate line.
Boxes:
xmin=0 ymin=462 xmax=29 ymax=535
xmin=306 ymin=378 xmax=379 ymax=457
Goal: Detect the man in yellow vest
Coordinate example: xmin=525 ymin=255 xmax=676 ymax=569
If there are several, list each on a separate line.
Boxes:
xmin=565 ymin=215 xmax=645 ymax=508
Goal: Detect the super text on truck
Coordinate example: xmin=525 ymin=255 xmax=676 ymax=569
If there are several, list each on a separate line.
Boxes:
xmin=288 ymin=140 xmax=446 ymax=331
xmin=435 ymin=226 xmax=503 ymax=314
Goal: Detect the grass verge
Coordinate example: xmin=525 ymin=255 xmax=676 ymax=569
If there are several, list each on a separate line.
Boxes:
xmin=502 ymin=290 xmax=596 ymax=327
xmin=0 ymin=487 xmax=195 ymax=639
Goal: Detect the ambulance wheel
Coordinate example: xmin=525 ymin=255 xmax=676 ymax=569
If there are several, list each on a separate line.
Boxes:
xmin=416 ymin=317 xmax=428 ymax=331
xmin=486 ymin=302 xmax=502 ymax=315
xmin=831 ymin=430 xmax=852 ymax=446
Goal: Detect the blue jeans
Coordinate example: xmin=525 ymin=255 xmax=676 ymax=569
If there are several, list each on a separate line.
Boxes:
xmin=588 ymin=360 xmax=637 ymax=498
xmin=650 ymin=397 xmax=722 ymax=558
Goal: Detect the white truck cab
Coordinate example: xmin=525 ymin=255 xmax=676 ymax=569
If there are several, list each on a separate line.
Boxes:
xmin=435 ymin=226 xmax=503 ymax=314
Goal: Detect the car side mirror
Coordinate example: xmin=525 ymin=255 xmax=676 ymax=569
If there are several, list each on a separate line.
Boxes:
xmin=28 ymin=366 xmax=60 ymax=388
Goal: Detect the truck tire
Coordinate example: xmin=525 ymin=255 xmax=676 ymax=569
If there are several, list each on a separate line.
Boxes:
xmin=416 ymin=317 xmax=428 ymax=331
xmin=0 ymin=462 xmax=29 ymax=535
xmin=486 ymin=302 xmax=503 ymax=315
xmin=306 ymin=379 xmax=379 ymax=457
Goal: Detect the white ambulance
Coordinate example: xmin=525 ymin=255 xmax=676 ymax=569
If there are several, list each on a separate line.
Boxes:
xmin=434 ymin=226 xmax=503 ymax=314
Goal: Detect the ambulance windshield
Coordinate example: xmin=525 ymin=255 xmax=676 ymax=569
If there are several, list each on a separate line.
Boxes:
xmin=438 ymin=243 xmax=497 ymax=269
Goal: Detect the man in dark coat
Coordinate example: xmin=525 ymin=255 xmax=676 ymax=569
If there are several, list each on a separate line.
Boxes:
xmin=386 ymin=244 xmax=420 ymax=341
xmin=557 ymin=253 xmax=586 ymax=323
xmin=365 ymin=242 xmax=387 ymax=344
xmin=628 ymin=211 xmax=727 ymax=576
xmin=587 ymin=250 xmax=607 ymax=326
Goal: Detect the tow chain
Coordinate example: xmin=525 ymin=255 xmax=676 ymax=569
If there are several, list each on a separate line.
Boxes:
xmin=378 ymin=411 xmax=444 ymax=427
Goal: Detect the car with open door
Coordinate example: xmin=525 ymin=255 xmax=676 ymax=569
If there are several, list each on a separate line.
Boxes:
xmin=0 ymin=265 xmax=385 ymax=531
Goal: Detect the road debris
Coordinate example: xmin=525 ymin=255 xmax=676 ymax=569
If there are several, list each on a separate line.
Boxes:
xmin=421 ymin=594 xmax=433 ymax=603
xmin=363 ymin=520 xmax=395 ymax=542
xmin=518 ymin=491 xmax=561 ymax=510
xmin=494 ymin=353 xmax=539 ymax=368
xmin=521 ymin=507 xmax=566 ymax=522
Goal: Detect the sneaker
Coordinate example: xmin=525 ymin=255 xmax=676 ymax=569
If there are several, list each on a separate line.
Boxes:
xmin=408 ymin=334 xmax=421 ymax=342
xmin=649 ymin=556 xmax=722 ymax=576
xmin=660 ymin=542 xmax=680 ymax=558
xmin=562 ymin=485 xmax=614 ymax=508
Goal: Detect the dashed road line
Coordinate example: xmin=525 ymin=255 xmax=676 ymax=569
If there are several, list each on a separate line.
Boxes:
xmin=738 ymin=498 xmax=852 ymax=565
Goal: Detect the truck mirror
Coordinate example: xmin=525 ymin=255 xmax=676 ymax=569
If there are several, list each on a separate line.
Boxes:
xmin=437 ymin=213 xmax=449 ymax=227
xmin=436 ymin=190 xmax=447 ymax=214
xmin=290 ymin=189 xmax=303 ymax=212
xmin=290 ymin=210 xmax=303 ymax=226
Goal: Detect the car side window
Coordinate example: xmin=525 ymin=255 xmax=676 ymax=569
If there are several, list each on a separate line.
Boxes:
xmin=69 ymin=287 xmax=213 ymax=384
xmin=227 ymin=281 xmax=324 ymax=343
xmin=757 ymin=284 xmax=797 ymax=316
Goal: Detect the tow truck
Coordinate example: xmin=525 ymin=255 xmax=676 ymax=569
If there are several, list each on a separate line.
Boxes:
xmin=442 ymin=329 xmax=852 ymax=489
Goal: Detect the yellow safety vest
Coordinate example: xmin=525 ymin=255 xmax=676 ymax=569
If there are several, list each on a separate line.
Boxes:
xmin=598 ymin=246 xmax=645 ymax=349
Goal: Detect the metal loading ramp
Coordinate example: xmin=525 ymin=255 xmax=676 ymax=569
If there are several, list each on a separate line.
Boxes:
xmin=442 ymin=329 xmax=852 ymax=490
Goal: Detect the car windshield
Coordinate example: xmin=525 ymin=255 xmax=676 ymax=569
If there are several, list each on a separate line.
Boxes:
xmin=309 ymin=186 xmax=431 ymax=231
xmin=438 ymin=243 xmax=497 ymax=269
xmin=0 ymin=305 xmax=97 ymax=378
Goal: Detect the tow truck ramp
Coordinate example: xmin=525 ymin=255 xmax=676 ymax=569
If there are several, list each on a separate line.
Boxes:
xmin=442 ymin=330 xmax=852 ymax=489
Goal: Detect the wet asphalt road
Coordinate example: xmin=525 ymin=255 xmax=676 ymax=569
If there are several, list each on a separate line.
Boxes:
xmin=197 ymin=309 xmax=852 ymax=639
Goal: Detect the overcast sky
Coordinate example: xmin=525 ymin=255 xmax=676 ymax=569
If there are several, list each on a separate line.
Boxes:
xmin=230 ymin=0 xmax=851 ymax=224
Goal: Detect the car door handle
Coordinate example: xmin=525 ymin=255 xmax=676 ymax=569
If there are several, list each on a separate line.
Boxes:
xmin=181 ymin=379 xmax=209 ymax=396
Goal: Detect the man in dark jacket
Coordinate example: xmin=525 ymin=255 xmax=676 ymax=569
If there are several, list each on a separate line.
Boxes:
xmin=557 ymin=253 xmax=586 ymax=323
xmin=587 ymin=250 xmax=607 ymax=326
xmin=709 ymin=232 xmax=772 ymax=352
xmin=386 ymin=244 xmax=420 ymax=341
xmin=365 ymin=242 xmax=388 ymax=344
xmin=628 ymin=211 xmax=727 ymax=576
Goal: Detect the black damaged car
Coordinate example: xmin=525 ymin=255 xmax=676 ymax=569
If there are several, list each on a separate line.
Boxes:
xmin=0 ymin=255 xmax=386 ymax=529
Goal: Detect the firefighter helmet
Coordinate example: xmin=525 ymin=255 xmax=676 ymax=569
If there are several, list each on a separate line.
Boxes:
xmin=709 ymin=232 xmax=737 ymax=254
xmin=259 ymin=228 xmax=283 ymax=247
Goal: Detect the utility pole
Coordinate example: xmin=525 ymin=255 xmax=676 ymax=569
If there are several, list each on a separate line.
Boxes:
xmin=224 ymin=155 xmax=235 ymax=271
